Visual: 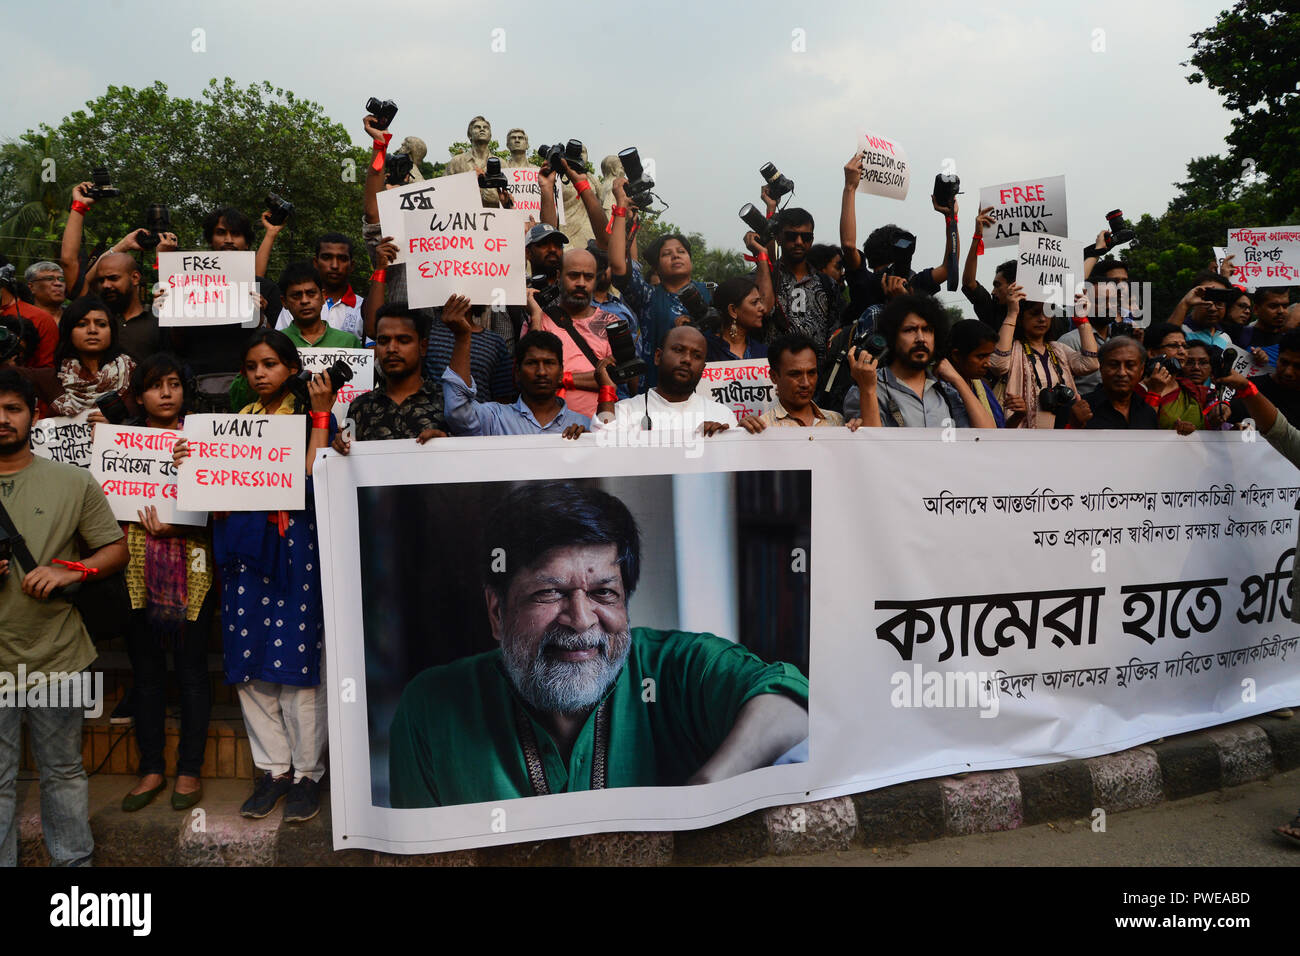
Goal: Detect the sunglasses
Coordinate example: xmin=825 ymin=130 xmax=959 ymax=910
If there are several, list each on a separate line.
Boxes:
xmin=782 ymin=230 xmax=814 ymax=243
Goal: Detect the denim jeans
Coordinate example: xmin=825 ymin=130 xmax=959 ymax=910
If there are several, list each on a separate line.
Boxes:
xmin=0 ymin=696 xmax=93 ymax=867
xmin=126 ymin=597 xmax=214 ymax=778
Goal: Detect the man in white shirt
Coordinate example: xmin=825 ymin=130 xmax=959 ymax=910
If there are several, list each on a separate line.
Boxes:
xmin=275 ymin=233 xmax=365 ymax=340
xmin=594 ymin=326 xmax=736 ymax=450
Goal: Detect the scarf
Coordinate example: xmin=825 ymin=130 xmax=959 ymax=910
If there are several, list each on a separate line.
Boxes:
xmin=52 ymin=355 xmax=134 ymax=416
xmin=144 ymin=535 xmax=188 ymax=644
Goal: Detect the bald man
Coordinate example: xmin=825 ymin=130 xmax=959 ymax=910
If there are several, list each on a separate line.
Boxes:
xmin=95 ymin=251 xmax=160 ymax=362
xmin=524 ymin=248 xmax=616 ymax=418
xmin=594 ymin=325 xmax=737 ymax=442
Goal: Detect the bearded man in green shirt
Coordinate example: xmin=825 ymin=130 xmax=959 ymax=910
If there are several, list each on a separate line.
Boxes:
xmin=388 ymin=481 xmax=809 ymax=808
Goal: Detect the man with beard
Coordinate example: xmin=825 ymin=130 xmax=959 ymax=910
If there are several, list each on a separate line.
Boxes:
xmin=841 ymin=295 xmax=995 ymax=428
xmin=331 ymin=303 xmax=446 ymax=451
xmin=0 ymin=369 xmax=128 ymax=864
xmin=525 ymin=248 xmax=615 ymax=419
xmin=94 ymin=252 xmax=160 ymax=363
xmin=525 ymin=223 xmax=567 ymax=286
xmin=387 ymin=481 xmax=809 ymax=807
xmin=441 ymin=296 xmax=589 ymax=438
xmin=593 ymin=326 xmax=737 ymax=441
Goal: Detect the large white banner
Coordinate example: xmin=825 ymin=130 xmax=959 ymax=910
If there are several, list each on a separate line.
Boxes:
xmin=314 ymin=429 xmax=1300 ymax=854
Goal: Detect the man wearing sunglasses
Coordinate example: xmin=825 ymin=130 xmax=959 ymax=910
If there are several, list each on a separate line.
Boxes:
xmin=769 ymin=208 xmax=837 ymax=358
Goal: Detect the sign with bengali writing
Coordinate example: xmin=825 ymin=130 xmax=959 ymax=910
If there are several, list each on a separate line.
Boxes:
xmin=156 ymin=251 xmax=257 ymax=327
xmin=31 ymin=414 xmax=93 ymax=468
xmin=89 ymin=425 xmax=205 ymax=526
xmin=695 ymin=359 xmax=775 ymax=422
xmin=855 ymin=130 xmax=910 ymax=200
xmin=312 ymin=427 xmax=1300 ymax=855
xmin=376 ymin=172 xmax=482 ymax=265
xmin=176 ymin=414 xmax=305 ymax=512
xmin=978 ymin=175 xmax=1067 ymax=248
xmin=1017 ymin=232 xmax=1085 ymax=303
xmin=299 ymin=348 xmax=374 ymax=425
xmin=402 ymin=206 xmax=528 ymax=309
xmin=1226 ymin=226 xmax=1300 ymax=291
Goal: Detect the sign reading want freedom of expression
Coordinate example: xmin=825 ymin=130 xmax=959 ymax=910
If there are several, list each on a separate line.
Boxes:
xmin=856 ymin=130 xmax=909 ymax=200
xmin=89 ymin=425 xmax=204 ymax=526
xmin=978 ymin=176 xmax=1068 ymax=248
xmin=375 ymin=172 xmax=482 ymax=266
xmin=1226 ymin=226 xmax=1300 ymax=291
xmin=176 ymin=414 xmax=305 ymax=512
xmin=156 ymin=251 xmax=257 ymax=326
xmin=402 ymin=206 xmax=528 ymax=309
xmin=31 ymin=414 xmax=93 ymax=468
xmin=696 ymin=360 xmax=775 ymax=422
xmin=1017 ymin=232 xmax=1086 ymax=302
xmin=312 ymin=431 xmax=1300 ymax=855
xmin=298 ymin=348 xmax=374 ymax=424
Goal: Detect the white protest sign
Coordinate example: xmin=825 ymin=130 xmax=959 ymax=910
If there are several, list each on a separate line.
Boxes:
xmin=855 ymin=131 xmax=909 ymax=200
xmin=299 ymin=348 xmax=374 ymax=424
xmin=31 ymin=414 xmax=93 ymax=468
xmin=156 ymin=251 xmax=256 ymax=327
xmin=90 ymin=425 xmax=204 ymax=526
xmin=403 ymin=206 xmax=528 ymax=308
xmin=1226 ymin=226 xmax=1300 ymax=291
xmin=1017 ymin=233 xmax=1086 ymax=304
xmin=504 ymin=165 xmax=542 ymax=215
xmin=695 ymin=360 xmax=775 ymax=422
xmin=978 ymin=176 xmax=1067 ymax=248
xmin=377 ymin=172 xmax=482 ymax=265
xmin=177 ymin=414 xmax=305 ymax=512
xmin=1213 ymin=246 xmax=1229 ymax=273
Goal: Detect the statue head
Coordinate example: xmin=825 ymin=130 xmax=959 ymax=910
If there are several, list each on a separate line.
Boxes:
xmin=400 ymin=136 xmax=427 ymax=164
xmin=467 ymin=116 xmax=491 ymax=144
xmin=601 ymin=155 xmax=625 ymax=180
xmin=506 ymin=128 xmax=528 ymax=154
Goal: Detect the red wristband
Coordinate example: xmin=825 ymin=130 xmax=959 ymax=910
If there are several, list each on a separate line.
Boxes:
xmin=310 ymin=411 xmax=331 ymax=429
xmin=370 ymin=132 xmax=392 ymax=172
xmin=70 ymin=200 xmax=90 ymax=216
xmin=574 ymin=179 xmax=591 ymax=195
xmin=743 ymin=253 xmax=771 ymax=267
xmin=1072 ymin=315 xmax=1089 ymax=326
xmin=611 ymin=206 xmax=627 ymax=217
xmin=1239 ymin=381 xmax=1259 ymax=398
xmin=598 ymin=386 xmax=617 ymax=403
xmin=52 ymin=559 xmax=98 ymax=581
xmin=973 ymin=233 xmax=984 ymax=256
xmin=370 ymin=269 xmax=386 ymax=284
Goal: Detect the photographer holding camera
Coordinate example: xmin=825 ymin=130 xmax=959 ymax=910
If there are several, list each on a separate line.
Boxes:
xmin=1169 ymin=270 xmax=1236 ymax=351
xmin=1235 ymin=287 xmax=1292 ymax=374
xmin=1060 ymin=336 xmax=1159 ymax=430
xmin=0 ymin=256 xmax=57 ymax=368
xmin=841 ymin=294 xmax=994 ymax=429
xmin=1132 ymin=323 xmax=1207 ymax=433
xmin=538 ymin=145 xmax=609 ymax=255
xmin=988 ymin=285 xmax=1099 ymax=429
xmin=764 ymin=207 xmax=837 ymax=357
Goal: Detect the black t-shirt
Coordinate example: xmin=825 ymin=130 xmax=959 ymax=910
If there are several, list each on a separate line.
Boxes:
xmin=843 ymin=266 xmax=939 ymax=324
xmin=1058 ymin=388 xmax=1159 ymax=429
xmin=1230 ymin=373 xmax=1300 ymax=425
xmin=169 ymin=277 xmax=281 ymax=377
xmin=117 ymin=308 xmax=162 ymax=364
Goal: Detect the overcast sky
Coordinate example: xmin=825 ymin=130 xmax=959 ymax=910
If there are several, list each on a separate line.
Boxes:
xmin=3 ymin=0 xmax=1236 ymax=301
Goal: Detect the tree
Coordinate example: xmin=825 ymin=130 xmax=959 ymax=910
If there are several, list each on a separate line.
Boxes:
xmin=0 ymin=131 xmax=68 ymax=270
xmin=0 ymin=80 xmax=370 ymax=282
xmin=631 ymin=213 xmax=749 ymax=286
xmin=1185 ymin=1 xmax=1300 ymax=222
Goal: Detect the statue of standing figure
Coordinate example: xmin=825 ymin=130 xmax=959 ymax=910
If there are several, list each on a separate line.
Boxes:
xmin=446 ymin=115 xmax=502 ymax=207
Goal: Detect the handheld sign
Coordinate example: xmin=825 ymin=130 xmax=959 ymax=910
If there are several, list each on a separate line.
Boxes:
xmin=299 ymin=348 xmax=374 ymax=424
xmin=177 ymin=414 xmax=305 ymax=512
xmin=978 ymin=176 xmax=1067 ymax=247
xmin=1017 ymin=233 xmax=1085 ymax=305
xmin=90 ymin=425 xmax=205 ymax=526
xmin=377 ymin=172 xmax=482 ymax=265
xmin=404 ymin=206 xmax=528 ymax=308
xmin=696 ymin=360 xmax=776 ymax=422
xmin=1226 ymin=226 xmax=1300 ymax=291
xmin=855 ymin=131 xmax=909 ymax=200
xmin=1213 ymin=246 xmax=1229 ymax=273
xmin=31 ymin=414 xmax=93 ymax=468
xmin=156 ymin=251 xmax=256 ymax=326
xmin=505 ymin=165 xmax=543 ymax=215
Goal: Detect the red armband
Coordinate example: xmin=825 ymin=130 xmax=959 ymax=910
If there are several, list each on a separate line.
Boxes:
xmin=370 ymin=269 xmax=386 ymax=284
xmin=598 ymin=386 xmax=617 ymax=403
xmin=1238 ymin=381 xmax=1259 ymax=398
xmin=562 ymin=371 xmax=574 ymax=390
xmin=70 ymin=200 xmax=90 ymax=216
xmin=973 ymin=232 xmax=984 ymax=256
xmin=310 ymin=411 xmax=331 ymax=430
xmin=52 ymin=559 xmax=99 ymax=581
xmin=743 ymin=253 xmax=771 ymax=267
xmin=370 ymin=132 xmax=392 ymax=172
xmin=574 ymin=179 xmax=591 ymax=195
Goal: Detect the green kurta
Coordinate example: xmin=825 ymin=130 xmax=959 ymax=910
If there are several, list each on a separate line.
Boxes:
xmin=388 ymin=627 xmax=809 ymax=808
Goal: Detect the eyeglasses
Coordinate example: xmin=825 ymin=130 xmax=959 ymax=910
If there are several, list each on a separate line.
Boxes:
xmin=782 ymin=231 xmax=814 ymax=243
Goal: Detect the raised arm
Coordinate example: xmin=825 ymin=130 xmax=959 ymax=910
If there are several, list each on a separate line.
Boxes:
xmin=362 ymin=237 xmax=398 ymax=340
xmin=60 ymin=181 xmax=96 ymax=292
xmin=990 ymin=285 xmax=1025 ymax=376
xmin=255 ymin=211 xmax=286 ymax=279
xmin=538 ymin=164 xmax=560 ymax=230
xmin=964 ymin=206 xmax=994 ymax=291
xmin=935 ymin=358 xmax=995 ymax=429
xmin=744 ymin=231 xmax=776 ymax=316
xmin=929 ymin=195 xmax=958 ymax=285
xmin=560 ymin=158 xmax=609 ymax=250
xmin=607 ymin=178 xmax=630 ymax=278
xmin=840 ymin=152 xmax=864 ymax=271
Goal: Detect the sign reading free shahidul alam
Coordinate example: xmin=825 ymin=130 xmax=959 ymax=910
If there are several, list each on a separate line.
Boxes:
xmin=1017 ymin=232 xmax=1086 ymax=303
xmin=156 ymin=251 xmax=257 ymax=326
xmin=978 ymin=176 xmax=1067 ymax=248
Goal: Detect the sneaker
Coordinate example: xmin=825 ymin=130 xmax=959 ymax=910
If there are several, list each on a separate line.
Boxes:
xmin=240 ymin=772 xmax=293 ymax=819
xmin=109 ymin=689 xmax=135 ymax=725
xmin=283 ymin=777 xmax=320 ymax=823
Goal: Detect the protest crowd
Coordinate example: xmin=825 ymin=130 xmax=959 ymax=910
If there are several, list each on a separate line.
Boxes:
xmin=2 ymin=104 xmax=1300 ymax=866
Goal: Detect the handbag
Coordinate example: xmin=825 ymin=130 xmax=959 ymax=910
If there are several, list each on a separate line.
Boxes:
xmin=0 ymin=496 xmax=131 ymax=643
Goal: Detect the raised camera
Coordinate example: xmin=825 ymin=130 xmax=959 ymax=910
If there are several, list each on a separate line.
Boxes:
xmin=86 ymin=166 xmax=121 ymax=201
xmin=760 ymin=162 xmax=794 ymax=201
xmin=365 ymin=98 xmax=398 ymax=130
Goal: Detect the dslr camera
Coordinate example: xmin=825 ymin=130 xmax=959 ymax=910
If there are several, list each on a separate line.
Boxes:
xmin=94 ymin=392 xmax=131 ymax=425
xmin=478 ymin=156 xmax=509 ymax=191
xmin=385 ymin=152 xmax=413 ymax=186
xmin=1209 ymin=345 xmax=1240 ymax=380
xmin=266 ymin=192 xmax=294 ymax=227
xmin=884 ymin=236 xmax=916 ymax=281
xmin=760 ymin=162 xmax=794 ymax=201
xmin=528 ymin=273 xmax=561 ymax=312
xmin=1104 ymin=209 xmax=1135 ymax=248
xmin=603 ymin=317 xmax=646 ymax=385
xmin=932 ymin=172 xmax=960 ymax=209
xmin=299 ymin=359 xmax=355 ymax=390
xmin=1106 ymin=318 xmax=1136 ymax=339
xmin=365 ymin=98 xmax=398 ymax=130
xmin=1145 ymin=355 xmax=1181 ymax=378
xmin=538 ymin=140 xmax=585 ymax=177
xmin=86 ymin=166 xmax=121 ymax=200
xmin=1039 ymin=384 xmax=1076 ymax=414
xmin=0 ymin=261 xmax=16 ymax=295
xmin=618 ymin=147 xmax=656 ymax=209
xmin=135 ymin=204 xmax=172 ymax=251
xmin=1200 ymin=286 xmax=1240 ymax=306
xmin=738 ymin=203 xmax=773 ymax=245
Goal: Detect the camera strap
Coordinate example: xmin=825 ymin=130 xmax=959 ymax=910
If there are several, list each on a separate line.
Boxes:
xmin=0 ymin=495 xmax=40 ymax=575
xmin=547 ymin=308 xmax=604 ymax=370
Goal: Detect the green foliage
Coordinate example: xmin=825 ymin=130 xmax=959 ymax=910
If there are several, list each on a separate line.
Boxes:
xmin=1185 ymin=0 xmax=1300 ymax=222
xmin=0 ymin=79 xmax=370 ymax=281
